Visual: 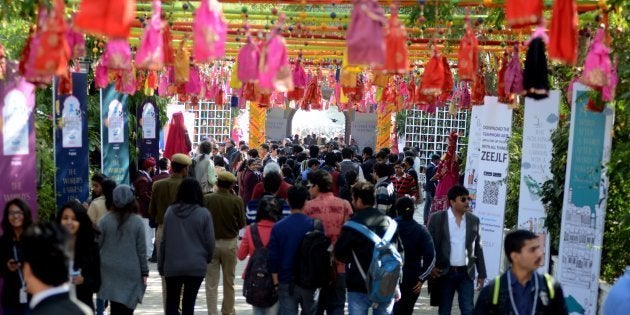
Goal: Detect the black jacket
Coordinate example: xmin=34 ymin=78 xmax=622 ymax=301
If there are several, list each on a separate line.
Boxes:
xmin=334 ymin=207 xmax=401 ymax=293
xmin=0 ymin=235 xmax=25 ymax=307
xmin=30 ymin=292 xmax=92 ymax=315
xmin=395 ymin=217 xmax=435 ymax=284
xmin=425 ymin=162 xmax=438 ymax=195
xmin=474 ymin=272 xmax=569 ymax=315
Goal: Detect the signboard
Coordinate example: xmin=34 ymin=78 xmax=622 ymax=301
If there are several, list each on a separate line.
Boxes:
xmin=557 ymin=83 xmax=614 ymax=315
xmin=137 ymin=98 xmax=160 ymax=162
xmin=464 ymin=104 xmax=485 ymax=212
xmin=475 ymin=97 xmax=513 ymax=281
xmin=518 ymin=91 xmax=560 ymax=273
xmin=101 ymin=85 xmax=130 ymax=185
xmin=351 ymin=112 xmax=377 ymax=149
xmin=54 ymin=73 xmax=90 ymax=209
xmin=265 ymin=108 xmax=288 ymax=141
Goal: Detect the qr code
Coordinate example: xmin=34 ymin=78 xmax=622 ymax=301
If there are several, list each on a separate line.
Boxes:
xmin=482 ymin=180 xmax=500 ymax=205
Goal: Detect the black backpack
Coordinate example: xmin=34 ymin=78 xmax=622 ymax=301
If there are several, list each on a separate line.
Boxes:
xmin=243 ymin=224 xmax=278 ymax=307
xmin=293 ymin=219 xmax=333 ymax=289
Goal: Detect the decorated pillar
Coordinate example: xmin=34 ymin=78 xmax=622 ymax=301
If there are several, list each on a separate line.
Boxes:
xmin=249 ymin=102 xmax=266 ymax=147
xmin=376 ymin=104 xmax=394 ymax=151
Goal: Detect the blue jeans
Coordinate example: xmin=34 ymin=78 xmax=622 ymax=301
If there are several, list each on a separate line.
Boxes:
xmin=165 ymin=275 xmax=204 ymax=315
xmin=277 ymin=283 xmax=318 ymax=315
xmin=253 ymin=302 xmax=279 ymax=315
xmin=316 ymin=273 xmax=346 ymax=315
xmin=347 ymin=292 xmax=394 ymax=315
xmin=437 ymin=269 xmax=474 ymax=315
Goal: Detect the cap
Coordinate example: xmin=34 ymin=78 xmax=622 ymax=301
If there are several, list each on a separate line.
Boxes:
xmin=217 ymin=171 xmax=237 ymax=183
xmin=113 ymin=185 xmax=136 ymax=208
xmin=143 ymin=157 xmax=156 ymax=169
xmin=171 ymin=153 xmax=192 ymax=166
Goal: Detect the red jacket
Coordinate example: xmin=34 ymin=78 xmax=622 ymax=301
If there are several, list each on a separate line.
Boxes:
xmin=237 ymin=220 xmax=275 ymax=279
xmin=250 ymin=180 xmax=292 ymax=201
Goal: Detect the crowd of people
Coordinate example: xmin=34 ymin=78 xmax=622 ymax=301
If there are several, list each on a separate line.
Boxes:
xmin=0 ymin=136 xmax=580 ymax=315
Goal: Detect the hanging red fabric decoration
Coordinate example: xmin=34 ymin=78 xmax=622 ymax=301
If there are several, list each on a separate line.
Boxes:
xmin=162 ymin=25 xmax=175 ymax=65
xmin=346 ymin=0 xmax=386 ymax=66
xmin=420 ymin=52 xmax=444 ymax=96
xmin=548 ymin=0 xmax=578 ymax=65
xmin=57 ymin=70 xmax=73 ymax=95
xmin=34 ymin=0 xmax=71 ymax=77
xmin=440 ymin=56 xmax=454 ymax=102
xmin=471 ymin=67 xmax=485 ymax=105
xmin=505 ymin=0 xmax=543 ymax=29
xmin=457 ymin=22 xmax=479 ymax=81
xmin=384 ymin=5 xmax=409 ymax=74
xmin=73 ymin=0 xmax=135 ymax=38
xmin=497 ymin=52 xmax=513 ymax=104
xmin=193 ymin=0 xmax=227 ymax=63
xmin=135 ymin=0 xmax=164 ymax=71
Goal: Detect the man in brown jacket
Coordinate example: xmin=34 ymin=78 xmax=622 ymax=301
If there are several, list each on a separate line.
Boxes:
xmin=203 ymin=171 xmax=246 ymax=315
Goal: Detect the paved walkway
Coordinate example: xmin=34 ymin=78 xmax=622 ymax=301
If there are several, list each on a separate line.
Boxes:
xmin=135 ymin=204 xmax=465 ymax=314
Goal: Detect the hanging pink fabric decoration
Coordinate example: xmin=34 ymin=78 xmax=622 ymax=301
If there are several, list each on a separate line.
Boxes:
xmin=581 ymin=28 xmax=614 ymax=91
xmin=452 ymin=81 xmax=471 ymax=110
xmin=237 ymin=38 xmax=260 ymax=82
xmin=135 ymin=0 xmax=164 ymax=71
xmin=66 ymin=23 xmax=86 ymax=60
xmin=504 ymin=44 xmax=524 ymax=96
xmin=34 ymin=0 xmax=71 ymax=77
xmin=95 ymin=63 xmax=109 ymax=88
xmin=103 ymin=39 xmax=132 ymax=71
xmin=193 ymin=0 xmax=227 ymax=63
xmin=185 ymin=66 xmax=202 ymax=95
xmin=20 ymin=8 xmax=52 ymax=86
xmin=346 ymin=0 xmax=386 ymax=66
xmin=259 ymin=32 xmax=293 ymax=93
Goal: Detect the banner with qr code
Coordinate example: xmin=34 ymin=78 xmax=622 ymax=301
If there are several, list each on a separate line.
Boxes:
xmin=557 ymin=83 xmax=614 ymax=315
xmin=475 ymin=97 xmax=513 ymax=281
xmin=517 ymin=91 xmax=560 ymax=274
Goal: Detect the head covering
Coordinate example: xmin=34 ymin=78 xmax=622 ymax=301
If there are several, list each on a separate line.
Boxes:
xmin=217 ymin=171 xmax=237 ymax=183
xmin=171 ymin=153 xmax=192 ymax=166
xmin=113 ymin=184 xmax=135 ymax=208
xmin=143 ymin=157 xmax=156 ymax=169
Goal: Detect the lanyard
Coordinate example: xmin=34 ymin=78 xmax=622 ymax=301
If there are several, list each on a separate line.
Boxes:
xmin=507 ymin=271 xmax=539 ymax=315
xmin=12 ymin=244 xmax=25 ymax=288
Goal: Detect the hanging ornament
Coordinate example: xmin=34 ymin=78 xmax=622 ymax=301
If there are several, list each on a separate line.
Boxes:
xmin=193 ymin=0 xmax=227 ymax=63
xmin=346 ymin=0 xmax=386 ymax=66
xmin=384 ymin=5 xmax=409 ymax=74
xmin=457 ymin=16 xmax=479 ymax=82
xmin=523 ymin=26 xmax=550 ymax=100
xmin=504 ymin=44 xmax=524 ymax=96
xmin=73 ymin=0 xmax=136 ymax=38
xmin=548 ymin=0 xmax=578 ymax=64
xmin=135 ymin=0 xmax=164 ymax=71
xmin=505 ymin=0 xmax=543 ymax=29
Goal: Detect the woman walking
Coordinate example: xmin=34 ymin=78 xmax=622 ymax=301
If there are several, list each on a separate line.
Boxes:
xmin=57 ymin=200 xmax=101 ymax=311
xmin=98 ymin=185 xmax=148 ymax=315
xmin=158 ymin=178 xmax=215 ymax=315
xmin=0 ymin=199 xmax=33 ymax=315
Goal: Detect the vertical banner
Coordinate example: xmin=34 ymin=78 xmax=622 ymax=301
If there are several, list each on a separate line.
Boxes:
xmin=265 ymin=108 xmax=288 ymax=141
xmin=137 ymin=98 xmax=160 ymax=161
xmin=101 ymin=85 xmax=130 ymax=185
xmin=376 ymin=107 xmax=393 ymax=151
xmin=350 ymin=112 xmax=377 ymax=149
xmin=557 ymin=83 xmax=614 ymax=315
xmin=475 ymin=96 xmax=513 ymax=281
xmin=0 ymin=64 xmax=38 ymax=219
xmin=464 ymin=104 xmax=485 ymax=212
xmin=54 ymin=73 xmax=90 ymax=210
xmin=517 ymin=91 xmax=560 ymax=273
xmin=249 ymin=102 xmax=266 ymax=148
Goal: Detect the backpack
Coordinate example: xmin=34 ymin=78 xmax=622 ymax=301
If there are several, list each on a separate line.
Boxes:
xmin=293 ymin=219 xmax=333 ymax=289
xmin=242 ymin=224 xmax=278 ymax=308
xmin=345 ymin=217 xmax=402 ymax=304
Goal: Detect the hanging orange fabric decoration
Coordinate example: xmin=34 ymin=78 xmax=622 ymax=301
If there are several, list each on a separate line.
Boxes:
xmin=548 ymin=0 xmax=577 ymax=65
xmin=73 ymin=0 xmax=135 ymax=38
xmin=34 ymin=0 xmax=71 ymax=77
xmin=384 ymin=5 xmax=409 ymax=74
xmin=57 ymin=70 xmax=73 ymax=95
xmin=420 ymin=52 xmax=444 ymax=96
xmin=440 ymin=56 xmax=454 ymax=102
xmin=505 ymin=0 xmax=543 ymax=29
xmin=174 ymin=40 xmax=190 ymax=83
xmin=457 ymin=23 xmax=478 ymax=81
xmin=162 ymin=25 xmax=175 ymax=65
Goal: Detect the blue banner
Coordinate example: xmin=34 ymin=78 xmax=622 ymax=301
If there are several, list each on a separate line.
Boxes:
xmin=137 ymin=98 xmax=160 ymax=162
xmin=101 ymin=85 xmax=130 ymax=185
xmin=54 ymin=73 xmax=90 ymax=209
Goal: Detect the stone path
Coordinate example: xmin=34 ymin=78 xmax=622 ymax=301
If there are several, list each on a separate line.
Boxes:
xmin=134 ymin=204 xmax=465 ymax=314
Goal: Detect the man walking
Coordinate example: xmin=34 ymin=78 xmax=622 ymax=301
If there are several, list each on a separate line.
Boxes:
xmin=334 ymin=181 xmax=401 ymax=315
xmin=203 ymin=172 xmax=246 ymax=315
xmin=428 ymin=185 xmax=486 ymax=315
xmin=268 ymin=186 xmax=319 ymax=315
xmin=474 ymin=230 xmax=568 ymax=315
xmin=303 ymin=170 xmax=353 ymax=315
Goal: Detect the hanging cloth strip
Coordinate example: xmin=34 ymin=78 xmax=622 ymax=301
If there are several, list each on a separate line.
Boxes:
xmin=548 ymin=0 xmax=578 ymax=65
xmin=135 ymin=0 xmax=164 ymax=71
xmin=73 ymin=0 xmax=136 ymax=38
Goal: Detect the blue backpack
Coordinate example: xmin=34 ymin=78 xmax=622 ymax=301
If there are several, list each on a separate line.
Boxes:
xmin=345 ymin=217 xmax=402 ymax=304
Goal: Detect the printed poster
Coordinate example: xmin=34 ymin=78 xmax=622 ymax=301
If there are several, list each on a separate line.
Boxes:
xmin=557 ymin=83 xmax=614 ymax=315
xmin=137 ymin=98 xmax=160 ymax=162
xmin=351 ymin=112 xmax=377 ymax=149
xmin=464 ymin=104 xmax=485 ymax=212
xmin=54 ymin=73 xmax=90 ymax=209
xmin=475 ymin=97 xmax=513 ymax=281
xmin=0 ymin=61 xmax=38 ymax=218
xmin=101 ymin=85 xmax=130 ymax=185
xmin=518 ymin=91 xmax=560 ymax=273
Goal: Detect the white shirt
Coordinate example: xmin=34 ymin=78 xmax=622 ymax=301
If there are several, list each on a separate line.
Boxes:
xmin=30 ymin=283 xmax=71 ymax=309
xmin=447 ymin=208 xmax=467 ymax=266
